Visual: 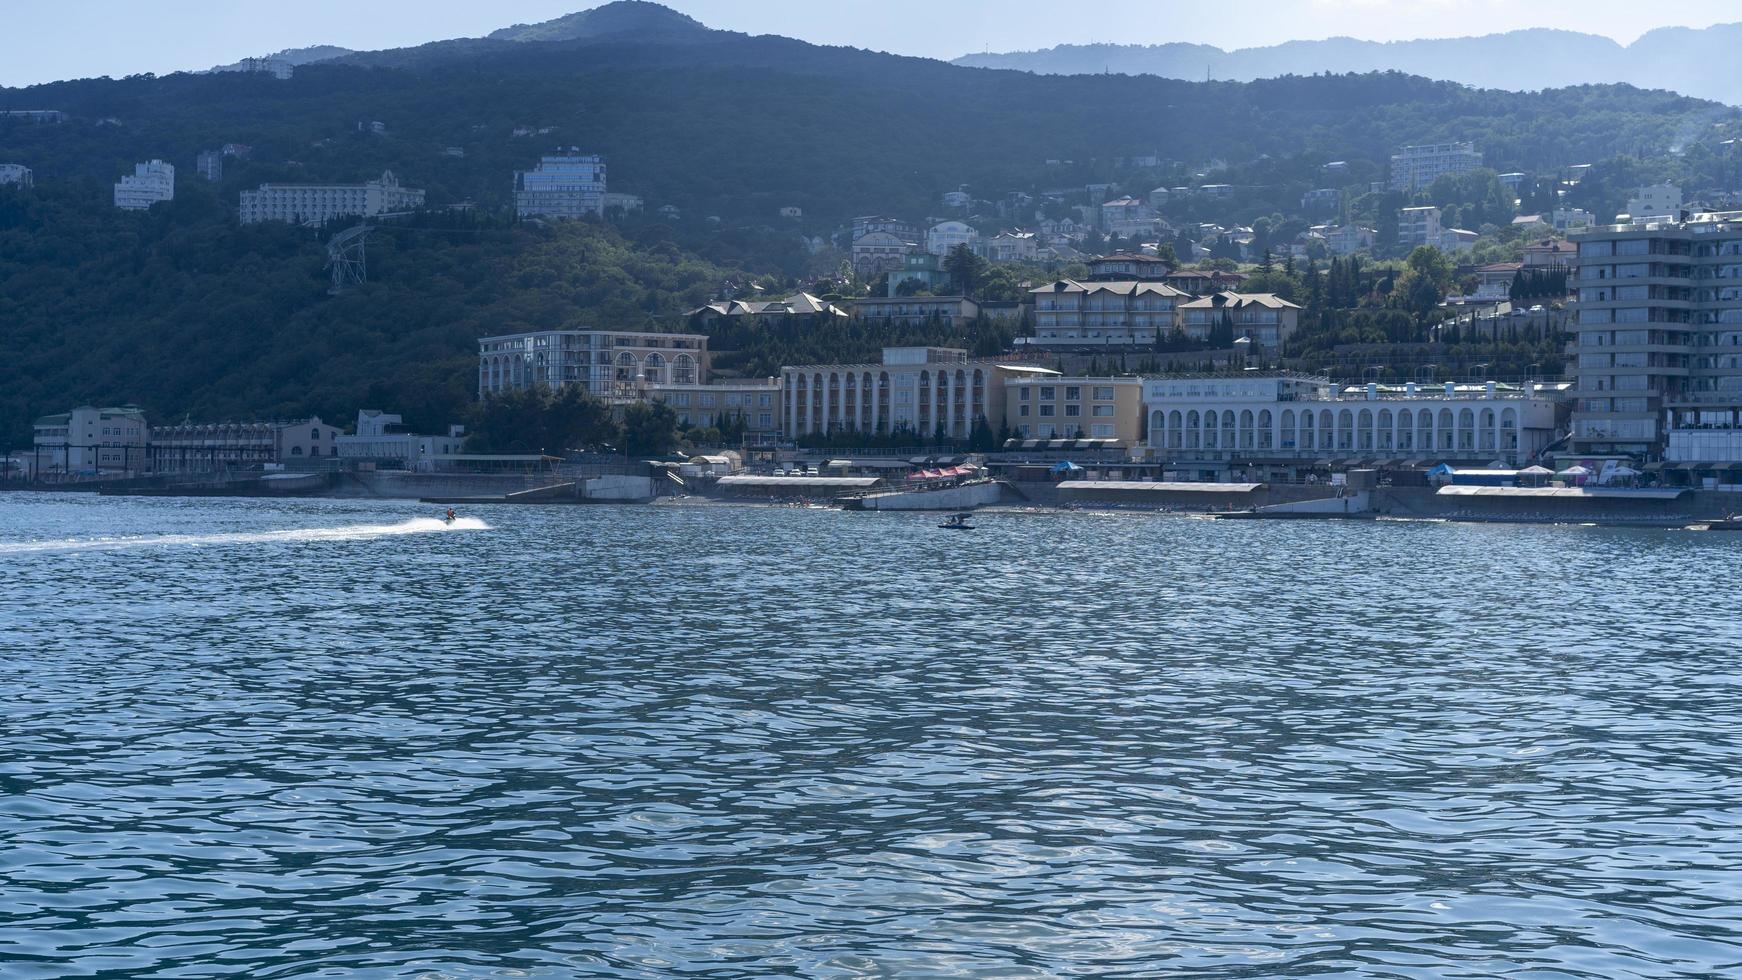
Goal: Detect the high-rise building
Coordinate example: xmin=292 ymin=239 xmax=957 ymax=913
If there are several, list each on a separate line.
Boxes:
xmin=1569 ymin=211 xmax=1742 ymax=461
xmin=1397 ymin=206 xmax=1443 ymax=248
xmin=196 ymin=150 xmax=223 ymax=182
xmin=239 ymin=171 xmax=425 ymax=225
xmin=114 ymin=160 xmax=175 ymax=210
xmin=1390 ymin=142 xmax=1482 ymax=192
xmin=514 ymin=152 xmax=607 ymax=220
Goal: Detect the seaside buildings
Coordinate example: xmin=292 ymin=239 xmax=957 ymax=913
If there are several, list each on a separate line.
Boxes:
xmin=1005 ymin=376 xmax=1145 ymax=442
xmin=649 ymin=380 xmax=783 ymax=440
xmin=1142 ymin=374 xmax=1563 ymax=479
xmin=335 ymin=410 xmax=465 ymax=466
xmin=779 ymin=347 xmax=1059 ymax=440
xmin=32 ymin=406 xmax=149 ymax=475
xmin=477 ymin=328 xmax=709 ymax=400
xmin=1390 ymin=142 xmax=1482 ymax=192
xmin=1569 ymin=210 xmax=1742 ymax=462
xmin=514 ymin=151 xmax=607 ymax=220
xmin=149 ymin=417 xmax=345 ymax=472
xmin=114 ymin=160 xmax=175 ymax=210
xmin=0 ymin=164 xmax=32 ymax=188
xmin=239 ymin=171 xmax=424 ymax=225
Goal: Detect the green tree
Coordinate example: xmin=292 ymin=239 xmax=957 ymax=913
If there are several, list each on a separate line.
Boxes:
xmin=622 ymin=401 xmax=679 ymax=457
xmin=943 ymin=244 xmax=989 ymax=297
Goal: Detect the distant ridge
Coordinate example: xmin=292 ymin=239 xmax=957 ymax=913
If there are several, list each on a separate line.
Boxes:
xmin=488 ymin=1 xmax=707 ymax=42
xmin=953 ymin=24 xmax=1742 ymax=106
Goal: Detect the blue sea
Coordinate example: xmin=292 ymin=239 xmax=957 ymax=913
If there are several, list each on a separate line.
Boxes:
xmin=3 ymin=492 xmax=1741 ymax=978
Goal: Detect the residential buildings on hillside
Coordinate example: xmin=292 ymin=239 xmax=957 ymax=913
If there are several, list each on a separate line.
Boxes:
xmin=514 ymin=151 xmax=608 ymax=219
xmin=1398 ymin=205 xmax=1443 ymax=248
xmin=780 ymin=347 xmax=1058 ymax=440
xmin=851 ymin=231 xmax=914 ymax=277
xmin=850 ymin=296 xmax=982 ymax=329
xmin=114 ymin=160 xmax=174 ymax=210
xmin=1570 ymin=211 xmax=1742 ymax=462
xmin=1030 ymin=279 xmax=1190 ymax=347
xmin=1390 ymin=142 xmax=1482 ymax=192
xmin=0 ymin=164 xmax=32 ymax=188
xmin=1179 ymin=292 xmax=1301 ymax=349
xmin=240 ymin=171 xmax=424 ymax=225
xmin=1624 ymin=183 xmax=1681 ymax=219
xmin=690 ymin=293 xmax=848 ymax=324
xmin=926 ymin=220 xmax=978 ymax=256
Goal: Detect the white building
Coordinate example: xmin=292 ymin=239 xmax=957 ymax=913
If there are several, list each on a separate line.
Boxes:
xmin=1322 ymin=224 xmax=1376 ymax=256
xmin=0 ymin=164 xmax=31 ymax=188
xmin=1143 ymin=375 xmax=1562 ymax=473
xmin=335 ymin=411 xmax=464 ymax=467
xmin=851 ymin=231 xmax=913 ymax=277
xmin=984 ymin=230 xmax=1038 ymax=263
xmin=1390 ymin=142 xmax=1482 ymax=192
xmin=478 ymin=328 xmax=708 ymax=401
xmin=1178 ymin=292 xmax=1301 ymax=349
xmin=514 ymin=151 xmax=607 ymax=220
xmin=239 ymin=170 xmax=425 ymax=225
xmin=1398 ymin=206 xmax=1443 ymax=249
xmin=926 ymin=220 xmax=979 ymax=256
xmin=1100 ymin=196 xmax=1157 ymax=237
xmin=780 ymin=347 xmax=1058 ymax=441
xmin=601 ymin=192 xmax=642 ymax=213
xmin=114 ymin=160 xmax=174 ymax=210
xmin=32 ymin=406 xmax=149 ymax=475
xmin=1552 ymin=208 xmax=1595 ymax=232
xmin=942 ymin=190 xmax=971 ymax=209
xmin=1624 ymin=184 xmax=1681 ymax=220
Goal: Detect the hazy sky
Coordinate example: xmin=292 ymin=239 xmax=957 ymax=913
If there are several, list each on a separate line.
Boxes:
xmin=3 ymin=0 xmax=1741 ymax=87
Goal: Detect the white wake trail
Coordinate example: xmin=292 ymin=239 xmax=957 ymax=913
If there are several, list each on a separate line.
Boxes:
xmin=0 ymin=517 xmax=490 ymax=555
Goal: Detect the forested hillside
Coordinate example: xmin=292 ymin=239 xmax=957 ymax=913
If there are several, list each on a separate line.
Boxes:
xmin=2 ymin=3 xmax=1739 ymax=442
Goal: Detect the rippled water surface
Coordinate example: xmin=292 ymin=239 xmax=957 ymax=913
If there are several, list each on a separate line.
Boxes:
xmin=4 ymin=492 xmax=1742 ymax=978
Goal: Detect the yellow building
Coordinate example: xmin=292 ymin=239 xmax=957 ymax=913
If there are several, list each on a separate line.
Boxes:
xmin=1005 ymin=376 xmax=1145 ymax=445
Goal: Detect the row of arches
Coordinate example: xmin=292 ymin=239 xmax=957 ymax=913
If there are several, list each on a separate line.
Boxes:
xmin=1150 ymin=405 xmax=1521 ymax=455
xmin=786 ymin=368 xmax=989 ymax=438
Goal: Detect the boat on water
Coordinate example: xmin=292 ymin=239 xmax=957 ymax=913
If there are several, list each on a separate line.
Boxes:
xmin=938 ymin=512 xmax=976 ymax=530
xmin=1689 ymin=515 xmax=1742 ymax=531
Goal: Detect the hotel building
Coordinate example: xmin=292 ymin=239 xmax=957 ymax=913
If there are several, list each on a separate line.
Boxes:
xmin=114 ymin=160 xmax=175 ymax=210
xmin=649 ymin=380 xmax=783 ymax=441
xmin=1029 ymin=279 xmax=1189 ymax=347
xmin=240 ymin=170 xmax=425 ymax=225
xmin=514 ymin=152 xmax=607 ymax=220
xmin=1570 ymin=211 xmax=1742 ymax=461
xmin=1005 ymin=376 xmax=1145 ymax=443
xmin=1390 ymin=142 xmax=1482 ymax=192
xmin=1143 ymin=374 xmax=1563 ymax=477
xmin=32 ymin=406 xmax=150 ymax=474
xmin=478 ymin=328 xmax=709 ymax=400
xmin=780 ymin=347 xmax=1058 ymax=440
xmin=1178 ymin=292 xmax=1301 ymax=349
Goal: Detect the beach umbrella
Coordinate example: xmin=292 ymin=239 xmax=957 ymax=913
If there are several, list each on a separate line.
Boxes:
xmin=1519 ymin=465 xmax=1553 ymax=476
xmin=1555 ymin=465 xmax=1590 ymax=481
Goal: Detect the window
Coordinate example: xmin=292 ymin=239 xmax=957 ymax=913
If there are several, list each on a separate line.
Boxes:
xmin=759 ymin=413 xmax=772 ymax=428
xmin=1093 ymin=387 xmax=1115 ymax=400
xmin=1091 ymin=424 xmax=1115 ymax=437
xmin=1065 ymin=387 xmax=1081 ymax=401
xmin=1065 ymin=405 xmax=1081 ymax=417
xmin=1019 ymin=405 xmax=1030 ymax=417
xmin=1038 ymin=387 xmax=1055 ymax=400
xmin=1019 ymin=388 xmax=1030 ymax=401
xmin=1039 ymin=405 xmax=1055 ymax=417
xmin=1092 ymin=405 xmax=1115 ymax=417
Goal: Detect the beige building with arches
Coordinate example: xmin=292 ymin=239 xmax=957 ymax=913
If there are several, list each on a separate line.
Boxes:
xmin=780 ymin=347 xmax=1058 ymax=441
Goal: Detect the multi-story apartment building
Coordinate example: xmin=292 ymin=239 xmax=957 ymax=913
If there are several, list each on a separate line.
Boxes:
xmin=196 ymin=150 xmax=224 ymax=182
xmin=1624 ymin=184 xmax=1681 ymax=220
xmin=514 ymin=151 xmax=607 ymax=219
xmin=851 ymin=215 xmax=917 ymax=242
xmin=851 ymin=296 xmax=980 ymax=329
xmin=1321 ymin=224 xmax=1376 ymax=256
xmin=239 ymin=170 xmax=425 ymax=225
xmin=1178 ymin=292 xmax=1301 ymax=349
xmin=1570 ymin=211 xmax=1742 ymax=461
xmin=648 ymin=379 xmax=783 ymax=441
xmin=1301 ymin=187 xmax=1340 ymax=212
xmin=32 ymin=406 xmax=149 ymax=475
xmin=1100 ymin=196 xmax=1157 ymax=237
xmin=0 ymin=164 xmax=32 ymax=188
xmin=1398 ymin=206 xmax=1443 ymax=249
xmin=478 ymin=329 xmax=709 ymax=401
xmin=780 ymin=347 xmax=1059 ymax=440
xmin=149 ymin=417 xmax=346 ymax=472
xmin=983 ymin=231 xmax=1038 ymax=263
xmin=1029 ymin=279 xmax=1189 ymax=347
xmin=1390 ymin=142 xmax=1482 ymax=192
xmin=1005 ymin=376 xmax=1145 ymax=442
xmin=1143 ymin=375 xmax=1563 ymax=476
xmin=926 ymin=220 xmax=978 ymax=256
xmin=1086 ymin=253 xmax=1171 ymax=281
xmin=114 ymin=160 xmax=174 ymax=210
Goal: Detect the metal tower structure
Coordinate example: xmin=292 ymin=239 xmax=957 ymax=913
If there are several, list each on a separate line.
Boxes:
xmin=325 ymin=224 xmax=372 ymax=295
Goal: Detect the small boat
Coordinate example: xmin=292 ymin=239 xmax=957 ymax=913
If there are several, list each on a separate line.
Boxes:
xmin=1696 ymin=515 xmax=1742 ymax=531
xmin=938 ymin=512 xmax=976 ymax=530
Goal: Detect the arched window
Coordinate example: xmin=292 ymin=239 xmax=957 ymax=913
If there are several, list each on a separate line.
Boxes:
xmin=644 ymin=352 xmax=666 ymax=384
xmin=1398 ymin=409 xmax=1414 ymax=450
xmin=1478 ymin=408 xmax=1496 ymax=451
xmin=310 ymin=428 xmax=321 ymax=440
xmin=1358 ymin=409 xmax=1374 ymax=451
xmin=1299 ymin=410 xmax=1313 ymax=449
xmin=616 ymin=351 xmax=638 ymax=381
xmin=1257 ymin=409 xmax=1273 ymax=449
xmin=1438 ymin=409 xmax=1455 ymax=450
xmin=1376 ymin=409 xmax=1392 ymax=450
xmin=1185 ymin=410 xmax=1200 ymax=449
xmin=1239 ymin=409 xmax=1254 ymax=449
xmin=291 ymin=446 xmax=304 ymax=456
xmin=1168 ymin=410 xmax=1183 ymax=449
xmin=673 ymin=353 xmax=697 ymax=385
xmin=1458 ymin=408 xmax=1476 ymax=451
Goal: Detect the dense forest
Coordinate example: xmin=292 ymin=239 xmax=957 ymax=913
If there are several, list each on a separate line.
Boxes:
xmin=1 ymin=4 xmax=1734 ymax=443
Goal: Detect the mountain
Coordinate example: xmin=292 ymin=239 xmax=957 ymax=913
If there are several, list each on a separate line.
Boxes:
xmin=954 ymin=24 xmax=1742 ymax=106
xmin=487 ymin=1 xmax=707 ymax=42
xmin=209 ymin=45 xmax=356 ymax=72
xmin=3 ymin=3 xmax=1741 ymax=443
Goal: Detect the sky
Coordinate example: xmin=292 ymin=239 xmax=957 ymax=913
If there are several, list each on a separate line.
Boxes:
xmin=3 ymin=0 xmax=1742 ymax=87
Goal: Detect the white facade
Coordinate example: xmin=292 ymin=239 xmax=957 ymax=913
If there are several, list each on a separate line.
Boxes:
xmin=926 ymin=221 xmax=978 ymax=256
xmin=1624 ymin=184 xmax=1681 ymax=220
xmin=1178 ymin=292 xmax=1302 ymax=349
xmin=114 ymin=160 xmax=174 ymax=210
xmin=1143 ymin=376 xmax=1561 ymax=467
xmin=851 ymin=231 xmax=912 ymax=277
xmin=1398 ymin=206 xmax=1442 ymax=248
xmin=239 ymin=170 xmax=425 ymax=225
xmin=1029 ymin=279 xmax=1187 ymax=347
xmin=1390 ymin=142 xmax=1482 ymax=192
xmin=32 ymin=406 xmax=149 ymax=474
xmin=514 ymin=152 xmax=607 ymax=219
xmin=942 ymin=190 xmax=971 ymax=209
xmin=780 ymin=347 xmax=1058 ymax=441
xmin=0 ymin=164 xmax=31 ymax=188
xmin=984 ymin=231 xmax=1038 ymax=263
xmin=335 ymin=410 xmax=463 ymax=466
xmin=479 ymin=329 xmax=708 ymax=400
